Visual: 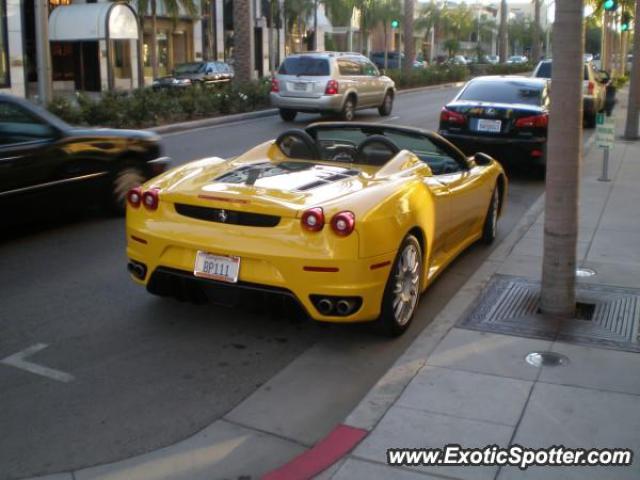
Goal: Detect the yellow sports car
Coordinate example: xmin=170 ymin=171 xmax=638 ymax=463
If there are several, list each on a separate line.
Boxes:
xmin=126 ymin=123 xmax=507 ymax=335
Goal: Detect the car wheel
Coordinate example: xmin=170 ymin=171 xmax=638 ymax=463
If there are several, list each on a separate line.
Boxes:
xmin=378 ymin=92 xmax=394 ymax=116
xmin=481 ymin=186 xmax=500 ymax=244
xmin=279 ymin=109 xmax=297 ymax=121
xmin=341 ymin=97 xmax=356 ymax=121
xmin=377 ymin=235 xmax=422 ymax=337
xmin=110 ymin=165 xmax=146 ymax=215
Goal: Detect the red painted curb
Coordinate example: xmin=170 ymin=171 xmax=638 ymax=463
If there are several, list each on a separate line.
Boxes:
xmin=262 ymin=424 xmax=368 ymax=480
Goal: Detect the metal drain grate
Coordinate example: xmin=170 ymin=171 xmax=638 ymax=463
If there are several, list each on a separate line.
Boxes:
xmin=460 ymin=275 xmax=640 ymax=353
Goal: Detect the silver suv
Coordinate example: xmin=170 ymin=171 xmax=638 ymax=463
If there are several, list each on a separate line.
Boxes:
xmin=270 ymin=52 xmax=396 ymax=122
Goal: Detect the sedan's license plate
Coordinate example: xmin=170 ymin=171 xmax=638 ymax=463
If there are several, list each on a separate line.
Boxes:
xmin=194 ymin=251 xmax=240 ymax=283
xmin=477 ymin=119 xmax=502 ymax=133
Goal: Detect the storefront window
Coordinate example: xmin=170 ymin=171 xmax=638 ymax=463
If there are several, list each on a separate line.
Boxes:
xmin=0 ymin=0 xmax=9 ymax=87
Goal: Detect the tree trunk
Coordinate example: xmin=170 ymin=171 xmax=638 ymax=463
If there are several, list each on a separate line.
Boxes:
xmin=540 ymin=0 xmax=584 ymax=317
xmin=624 ymin=0 xmax=640 ymax=139
xmin=151 ymin=0 xmax=158 ymax=79
xmin=269 ymin=0 xmax=275 ymax=72
xmin=137 ymin=17 xmax=145 ymax=88
xmin=620 ymin=29 xmax=628 ymax=77
xmin=532 ymin=0 xmax=541 ymax=62
xmin=403 ymin=0 xmax=415 ymax=75
xmin=384 ymin=22 xmax=389 ymax=70
xmin=499 ymin=0 xmax=507 ymax=62
xmin=313 ymin=0 xmax=318 ymax=51
xmin=233 ymin=0 xmax=255 ymax=84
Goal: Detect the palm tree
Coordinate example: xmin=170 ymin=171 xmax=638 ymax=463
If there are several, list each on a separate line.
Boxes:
xmin=499 ymin=0 xmax=507 ymax=62
xmin=233 ymin=0 xmax=254 ymax=83
xmin=415 ymin=1 xmax=440 ymax=61
xmin=531 ymin=0 xmax=541 ymax=61
xmin=324 ymin=0 xmax=356 ymax=50
xmin=135 ymin=0 xmax=197 ymax=81
xmin=283 ymin=0 xmax=315 ymax=52
xmin=540 ymin=0 xmax=585 ymax=317
xmin=403 ymin=0 xmax=415 ymax=74
xmin=624 ymin=0 xmax=640 ymax=138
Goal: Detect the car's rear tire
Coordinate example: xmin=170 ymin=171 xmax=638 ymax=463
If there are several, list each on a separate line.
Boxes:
xmin=376 ymin=235 xmax=423 ymax=337
xmin=481 ymin=186 xmax=500 ymax=244
xmin=341 ymin=97 xmax=356 ymax=121
xmin=279 ymin=109 xmax=297 ymax=121
xmin=110 ymin=165 xmax=146 ymax=215
xmin=378 ymin=92 xmax=394 ymax=116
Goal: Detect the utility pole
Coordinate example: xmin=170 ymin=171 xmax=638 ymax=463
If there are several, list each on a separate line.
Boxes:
xmin=403 ymin=0 xmax=415 ymax=75
xmin=35 ymin=0 xmax=51 ymax=104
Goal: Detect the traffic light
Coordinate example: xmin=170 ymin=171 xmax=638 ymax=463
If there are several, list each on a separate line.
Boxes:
xmin=603 ymin=0 xmax=617 ymax=11
xmin=391 ymin=19 xmax=399 ymax=29
xmin=621 ymin=11 xmax=632 ymax=31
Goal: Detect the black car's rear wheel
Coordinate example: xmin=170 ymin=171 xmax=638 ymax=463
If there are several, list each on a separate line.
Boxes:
xmin=377 ymin=235 xmax=422 ymax=337
xmin=110 ymin=165 xmax=146 ymax=215
xmin=279 ymin=109 xmax=297 ymax=121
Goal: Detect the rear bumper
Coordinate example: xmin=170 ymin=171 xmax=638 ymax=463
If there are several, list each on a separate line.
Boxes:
xmin=270 ymin=93 xmax=345 ymax=113
xmin=126 ymin=206 xmax=393 ymax=323
xmin=440 ymin=131 xmax=546 ymax=166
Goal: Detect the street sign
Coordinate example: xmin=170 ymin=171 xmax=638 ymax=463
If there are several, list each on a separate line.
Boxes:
xmin=596 ymin=118 xmax=615 ymax=149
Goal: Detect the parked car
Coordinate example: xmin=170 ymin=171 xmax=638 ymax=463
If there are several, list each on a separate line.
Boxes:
xmin=486 ymin=55 xmax=500 ymax=65
xmin=126 ymin=122 xmax=506 ymax=336
xmin=270 ymin=52 xmax=396 ymax=122
xmin=369 ymin=51 xmax=405 ymax=70
xmin=439 ymin=76 xmax=549 ymax=171
xmin=532 ymin=59 xmax=607 ymax=127
xmin=0 ymin=94 xmax=169 ymax=215
xmin=506 ymin=55 xmax=528 ymax=64
xmin=152 ymin=61 xmax=234 ymax=89
xmin=447 ymin=55 xmax=469 ymax=65
xmin=584 ymin=53 xmax=594 ymax=63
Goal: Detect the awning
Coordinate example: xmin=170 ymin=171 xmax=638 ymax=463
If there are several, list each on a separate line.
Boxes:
xmin=49 ymin=2 xmax=139 ymax=41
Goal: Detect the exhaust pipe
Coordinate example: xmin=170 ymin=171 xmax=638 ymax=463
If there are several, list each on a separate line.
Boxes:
xmin=335 ymin=299 xmax=353 ymax=316
xmin=127 ymin=261 xmax=147 ymax=280
xmin=316 ymin=298 xmax=334 ymax=315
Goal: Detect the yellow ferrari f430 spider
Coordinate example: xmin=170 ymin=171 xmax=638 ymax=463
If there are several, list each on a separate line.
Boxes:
xmin=126 ymin=123 xmax=507 ymax=335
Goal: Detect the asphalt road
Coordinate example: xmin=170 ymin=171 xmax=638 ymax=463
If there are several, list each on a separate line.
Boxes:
xmin=0 ymin=86 xmax=546 ymax=480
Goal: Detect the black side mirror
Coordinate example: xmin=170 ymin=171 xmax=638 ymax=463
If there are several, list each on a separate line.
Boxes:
xmin=473 ymin=152 xmax=494 ymax=166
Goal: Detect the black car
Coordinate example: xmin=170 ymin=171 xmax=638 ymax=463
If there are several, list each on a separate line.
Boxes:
xmin=439 ymin=76 xmax=549 ymax=169
xmin=152 ymin=61 xmax=234 ymax=89
xmin=0 ymin=94 xmax=169 ymax=217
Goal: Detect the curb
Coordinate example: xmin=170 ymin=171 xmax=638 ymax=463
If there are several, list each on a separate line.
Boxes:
xmin=146 ymin=81 xmax=468 ymax=135
xmin=261 ymin=191 xmax=547 ymax=480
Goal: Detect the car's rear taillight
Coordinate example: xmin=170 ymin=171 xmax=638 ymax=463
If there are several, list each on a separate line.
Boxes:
xmin=331 ymin=211 xmax=355 ymax=236
xmin=142 ymin=189 xmax=159 ymax=211
xmin=127 ymin=187 xmax=142 ymax=208
xmin=514 ymin=113 xmax=548 ymax=129
xmin=301 ymin=207 xmax=325 ymax=232
xmin=271 ymin=78 xmax=280 ymax=93
xmin=440 ymin=107 xmax=465 ymax=125
xmin=325 ymin=80 xmax=339 ymax=95
xmin=587 ymin=81 xmax=594 ymax=95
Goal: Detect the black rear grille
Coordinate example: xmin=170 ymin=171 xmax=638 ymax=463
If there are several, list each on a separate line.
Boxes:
xmin=174 ymin=203 xmax=280 ymax=227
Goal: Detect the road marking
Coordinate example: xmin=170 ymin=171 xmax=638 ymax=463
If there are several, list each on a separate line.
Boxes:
xmin=1 ymin=343 xmax=75 ymax=383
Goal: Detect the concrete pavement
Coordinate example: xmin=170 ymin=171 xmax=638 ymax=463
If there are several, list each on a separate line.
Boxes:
xmin=305 ymin=90 xmax=640 ymax=479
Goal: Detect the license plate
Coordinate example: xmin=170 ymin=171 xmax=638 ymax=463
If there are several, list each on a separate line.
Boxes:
xmin=477 ymin=119 xmax=502 ymax=133
xmin=193 ymin=251 xmax=240 ymax=283
xmin=292 ymin=82 xmax=309 ymax=91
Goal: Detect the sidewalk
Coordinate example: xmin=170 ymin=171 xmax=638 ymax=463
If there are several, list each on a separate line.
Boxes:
xmin=308 ymin=93 xmax=640 ymax=479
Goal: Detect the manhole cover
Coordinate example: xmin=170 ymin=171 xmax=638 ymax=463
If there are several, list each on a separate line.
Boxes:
xmin=576 ymin=267 xmax=597 ymax=277
xmin=525 ymin=351 xmax=569 ymax=367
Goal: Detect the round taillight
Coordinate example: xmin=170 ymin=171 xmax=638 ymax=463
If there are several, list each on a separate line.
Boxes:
xmin=142 ymin=189 xmax=159 ymax=211
xmin=331 ymin=211 xmax=355 ymax=236
xmin=301 ymin=207 xmax=325 ymax=232
xmin=127 ymin=187 xmax=142 ymax=208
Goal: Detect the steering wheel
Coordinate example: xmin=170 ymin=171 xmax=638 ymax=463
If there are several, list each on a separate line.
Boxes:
xmin=330 ymin=146 xmax=357 ymax=162
xmin=275 ymin=129 xmax=320 ymax=160
xmin=355 ymin=135 xmax=400 ymax=165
